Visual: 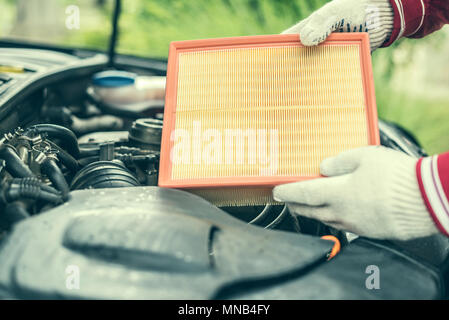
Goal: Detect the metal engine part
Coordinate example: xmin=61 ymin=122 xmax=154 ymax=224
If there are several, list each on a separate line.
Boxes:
xmin=128 ymin=118 xmax=163 ymax=151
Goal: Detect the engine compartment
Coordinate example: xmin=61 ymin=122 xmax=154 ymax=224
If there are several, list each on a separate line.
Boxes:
xmin=1 ymin=47 xmax=449 ymax=299
xmin=0 ymin=106 xmax=312 ymax=238
xmin=0 ymin=46 xmax=446 ymax=263
xmin=0 ymin=47 xmax=311 ymax=239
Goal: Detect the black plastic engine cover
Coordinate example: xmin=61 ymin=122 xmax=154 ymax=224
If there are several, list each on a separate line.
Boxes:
xmin=0 ymin=187 xmax=443 ymax=299
xmin=233 ymin=238 xmax=443 ymax=299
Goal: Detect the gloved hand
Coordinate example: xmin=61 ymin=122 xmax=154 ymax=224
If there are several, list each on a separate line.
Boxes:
xmin=282 ymin=0 xmax=394 ymax=51
xmin=273 ymin=146 xmax=439 ymax=240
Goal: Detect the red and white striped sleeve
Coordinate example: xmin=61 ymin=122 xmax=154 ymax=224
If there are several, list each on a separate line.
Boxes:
xmin=383 ymin=0 xmax=449 ymax=236
xmin=382 ymin=0 xmax=449 ymax=47
xmin=417 ymin=153 xmax=449 ymax=237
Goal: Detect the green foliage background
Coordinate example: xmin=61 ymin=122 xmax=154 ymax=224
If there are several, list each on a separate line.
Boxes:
xmin=1 ymin=0 xmax=448 ymax=155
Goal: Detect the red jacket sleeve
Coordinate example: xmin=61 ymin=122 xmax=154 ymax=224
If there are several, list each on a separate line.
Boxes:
xmin=382 ymin=1 xmax=449 ymax=236
xmin=417 ymin=153 xmax=449 ymax=237
xmin=383 ymin=0 xmax=449 ymax=47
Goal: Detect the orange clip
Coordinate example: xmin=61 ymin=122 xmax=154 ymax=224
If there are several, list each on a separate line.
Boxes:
xmin=321 ymin=235 xmax=341 ymax=260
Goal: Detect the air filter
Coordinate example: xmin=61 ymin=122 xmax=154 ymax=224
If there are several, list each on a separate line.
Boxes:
xmin=159 ymin=33 xmax=379 ymax=206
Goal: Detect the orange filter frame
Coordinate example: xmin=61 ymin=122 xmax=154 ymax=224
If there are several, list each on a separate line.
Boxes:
xmin=159 ymin=33 xmax=379 ymax=191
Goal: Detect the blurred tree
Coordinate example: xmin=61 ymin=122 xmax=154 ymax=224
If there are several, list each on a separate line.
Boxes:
xmin=11 ymin=0 xmax=64 ymax=40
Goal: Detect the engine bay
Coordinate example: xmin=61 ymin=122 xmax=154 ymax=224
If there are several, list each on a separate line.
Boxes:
xmin=0 ymin=46 xmax=338 ymax=240
xmin=0 ymin=46 xmax=448 ymax=299
xmin=0 ymin=46 xmax=436 ymax=242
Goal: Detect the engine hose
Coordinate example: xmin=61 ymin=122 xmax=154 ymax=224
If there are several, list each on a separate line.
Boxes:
xmin=26 ymin=124 xmax=80 ymax=159
xmin=9 ymin=177 xmax=60 ymax=195
xmin=40 ymin=158 xmax=70 ymax=201
xmin=46 ymin=139 xmax=79 ymax=172
xmin=0 ymin=201 xmax=30 ymax=230
xmin=3 ymin=178 xmax=63 ymax=204
xmin=70 ymin=161 xmax=140 ymax=190
xmin=78 ymin=156 xmax=100 ymax=167
xmin=79 ymin=147 xmax=100 ymax=158
xmin=39 ymin=183 xmax=60 ymax=195
xmin=0 ymin=145 xmax=34 ymax=178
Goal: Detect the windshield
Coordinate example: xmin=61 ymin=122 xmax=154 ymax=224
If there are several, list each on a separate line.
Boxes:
xmin=1 ymin=0 xmax=113 ymax=52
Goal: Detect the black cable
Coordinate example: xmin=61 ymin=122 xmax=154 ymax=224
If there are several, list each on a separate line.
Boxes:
xmin=40 ymin=158 xmax=70 ymax=201
xmin=265 ymin=205 xmax=289 ymax=229
xmin=46 ymin=139 xmax=79 ymax=172
xmin=248 ymin=204 xmax=273 ymax=225
xmin=0 ymin=145 xmax=34 ymax=178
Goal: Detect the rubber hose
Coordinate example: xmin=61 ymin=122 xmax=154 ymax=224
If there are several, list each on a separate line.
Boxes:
xmin=34 ymin=190 xmax=63 ymax=203
xmin=27 ymin=124 xmax=80 ymax=158
xmin=79 ymin=147 xmax=100 ymax=158
xmin=46 ymin=139 xmax=79 ymax=172
xmin=40 ymin=158 xmax=70 ymax=201
xmin=4 ymin=178 xmax=62 ymax=204
xmin=10 ymin=177 xmax=60 ymax=195
xmin=0 ymin=145 xmax=34 ymax=178
xmin=78 ymin=156 xmax=100 ymax=167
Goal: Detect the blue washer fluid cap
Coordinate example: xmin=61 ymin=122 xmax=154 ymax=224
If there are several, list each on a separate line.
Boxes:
xmin=92 ymin=70 xmax=137 ymax=87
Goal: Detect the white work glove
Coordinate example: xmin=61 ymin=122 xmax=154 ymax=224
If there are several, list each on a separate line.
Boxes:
xmin=273 ymin=146 xmax=439 ymax=241
xmin=282 ymin=0 xmax=394 ymax=51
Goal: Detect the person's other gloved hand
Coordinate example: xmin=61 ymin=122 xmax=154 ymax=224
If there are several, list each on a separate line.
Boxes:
xmin=282 ymin=0 xmax=394 ymax=51
xmin=273 ymin=146 xmax=439 ymax=240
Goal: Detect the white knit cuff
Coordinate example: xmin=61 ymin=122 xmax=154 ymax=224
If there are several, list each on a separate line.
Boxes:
xmin=367 ymin=0 xmax=395 ymax=49
xmin=389 ymin=158 xmax=438 ymax=240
